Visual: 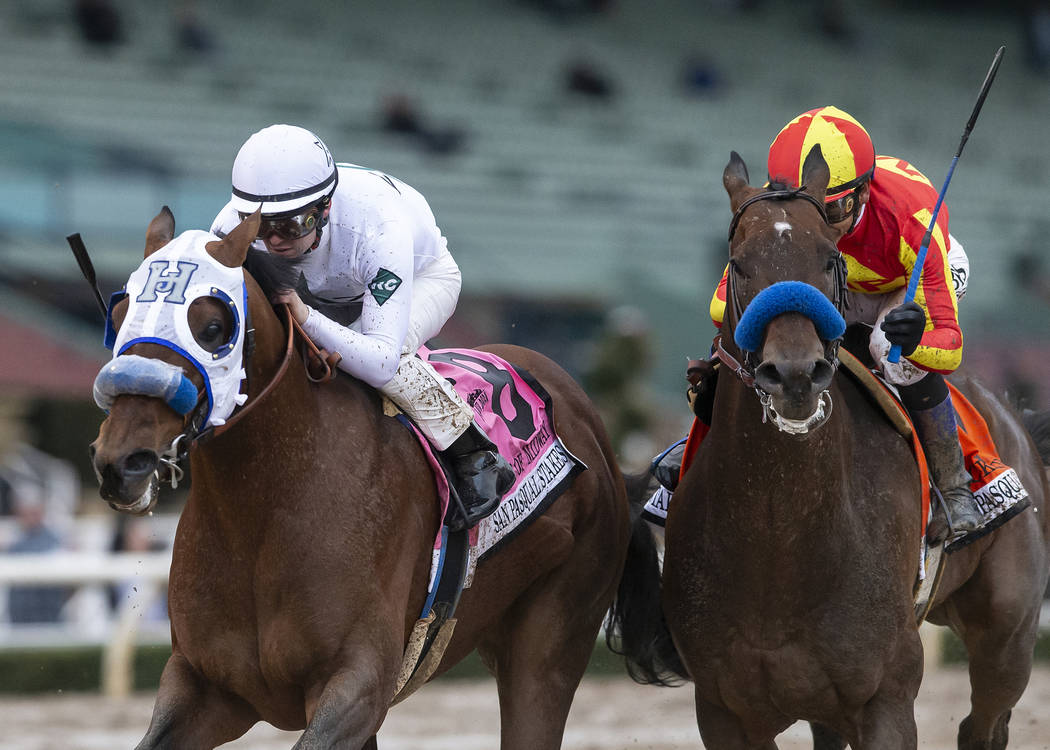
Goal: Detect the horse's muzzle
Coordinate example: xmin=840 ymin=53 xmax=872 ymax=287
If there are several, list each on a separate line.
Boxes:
xmin=91 ymin=444 xmax=161 ymax=515
xmin=755 ymin=356 xmax=835 ymax=412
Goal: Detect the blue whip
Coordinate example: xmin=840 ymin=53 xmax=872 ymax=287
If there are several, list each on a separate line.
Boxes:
xmin=888 ymin=45 xmax=1005 ymax=364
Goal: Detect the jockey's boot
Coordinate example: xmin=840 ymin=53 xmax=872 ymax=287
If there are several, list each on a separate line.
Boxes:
xmin=441 ymin=422 xmax=515 ymax=532
xmin=640 ymin=438 xmax=688 ymax=539
xmin=640 ymin=357 xmax=720 ymax=534
xmin=908 ymin=392 xmax=983 ymax=545
xmin=650 ymin=438 xmax=688 ymax=493
xmin=378 ymin=353 xmax=512 ymax=530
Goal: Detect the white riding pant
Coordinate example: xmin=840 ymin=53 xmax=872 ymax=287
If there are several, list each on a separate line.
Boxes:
xmin=845 ymin=234 xmax=968 ymax=386
xmin=373 ymin=252 xmax=473 ymax=450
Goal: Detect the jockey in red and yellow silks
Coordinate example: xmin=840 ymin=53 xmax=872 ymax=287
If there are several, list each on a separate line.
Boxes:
xmin=665 ymin=105 xmax=994 ymax=548
xmin=710 ymin=154 xmax=963 ymax=375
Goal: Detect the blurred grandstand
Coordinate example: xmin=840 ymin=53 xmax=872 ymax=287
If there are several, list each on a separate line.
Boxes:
xmin=0 ymin=0 xmax=1049 ymax=608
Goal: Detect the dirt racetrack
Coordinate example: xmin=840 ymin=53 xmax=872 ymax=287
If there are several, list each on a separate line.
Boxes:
xmin=4 ymin=665 xmax=1050 ymax=749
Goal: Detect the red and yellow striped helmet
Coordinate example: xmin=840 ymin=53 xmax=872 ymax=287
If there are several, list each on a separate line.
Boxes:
xmin=767 ymin=106 xmax=875 ymax=201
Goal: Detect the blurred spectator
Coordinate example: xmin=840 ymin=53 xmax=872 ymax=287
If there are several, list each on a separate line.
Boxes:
xmin=72 ymin=0 xmax=124 ymax=49
xmin=1012 ymin=250 xmax=1050 ymax=307
xmin=174 ymin=0 xmax=217 ymax=57
xmin=381 ymin=94 xmax=426 ymax=136
xmin=582 ymin=306 xmax=658 ymax=467
xmin=564 ymin=59 xmax=616 ymax=101
xmin=109 ymin=516 xmax=169 ymax=622
xmin=816 ymin=0 xmax=856 ymax=44
xmin=679 ymin=53 xmax=725 ymax=97
xmin=0 ymin=442 xmax=79 ymax=523
xmin=6 ymin=483 xmax=72 ymax=624
xmin=378 ymin=93 xmax=468 ymax=156
xmin=725 ymin=0 xmax=855 ymax=43
xmin=1022 ymin=2 xmax=1050 ymax=72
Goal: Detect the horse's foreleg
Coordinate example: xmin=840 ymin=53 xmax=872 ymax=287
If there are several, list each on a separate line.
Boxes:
xmin=810 ymin=721 xmax=847 ymax=749
xmin=292 ymin=665 xmax=394 ymax=750
xmin=694 ymin=691 xmax=778 ymax=749
xmin=135 ymin=652 xmax=259 ymax=750
xmin=853 ymin=687 xmax=918 ymax=750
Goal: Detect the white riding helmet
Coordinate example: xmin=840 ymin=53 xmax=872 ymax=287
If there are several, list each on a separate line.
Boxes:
xmin=231 ymin=124 xmax=338 ymax=216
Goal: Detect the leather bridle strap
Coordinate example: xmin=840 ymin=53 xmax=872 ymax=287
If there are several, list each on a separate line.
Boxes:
xmin=727 ymin=187 xmax=829 ymax=243
xmin=713 ymin=335 xmax=756 ymax=388
xmin=191 ymin=304 xmax=296 ymax=447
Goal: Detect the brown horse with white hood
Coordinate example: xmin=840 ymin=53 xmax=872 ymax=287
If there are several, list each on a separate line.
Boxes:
xmin=90 ymin=207 xmax=630 ymax=749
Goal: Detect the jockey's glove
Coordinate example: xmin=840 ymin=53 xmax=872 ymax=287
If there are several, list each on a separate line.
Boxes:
xmin=881 ymin=301 xmax=926 ymax=356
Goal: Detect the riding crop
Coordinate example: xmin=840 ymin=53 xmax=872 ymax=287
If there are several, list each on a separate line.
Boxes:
xmin=67 ymin=232 xmax=108 ymax=320
xmin=888 ymin=44 xmax=1005 ymax=363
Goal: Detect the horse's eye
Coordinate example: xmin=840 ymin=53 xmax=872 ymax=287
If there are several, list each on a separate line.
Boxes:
xmin=730 ymin=260 xmax=750 ymax=280
xmin=200 ymin=321 xmax=224 ymax=344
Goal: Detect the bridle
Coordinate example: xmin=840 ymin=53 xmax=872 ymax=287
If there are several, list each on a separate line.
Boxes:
xmin=719 ymin=186 xmax=850 ymax=433
xmin=157 ymin=305 xmax=335 ymax=487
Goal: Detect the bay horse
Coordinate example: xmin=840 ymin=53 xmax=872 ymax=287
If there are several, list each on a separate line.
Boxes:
xmin=89 ymin=208 xmax=631 ymax=749
xmin=607 ymin=147 xmax=1050 ymax=749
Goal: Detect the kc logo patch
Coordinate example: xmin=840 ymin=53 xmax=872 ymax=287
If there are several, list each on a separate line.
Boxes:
xmin=367 ymin=268 xmax=402 ymax=306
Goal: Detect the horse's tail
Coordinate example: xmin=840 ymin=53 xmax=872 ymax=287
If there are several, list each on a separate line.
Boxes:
xmin=1022 ymin=408 xmax=1050 ymax=465
xmin=604 ymin=471 xmax=689 ymax=686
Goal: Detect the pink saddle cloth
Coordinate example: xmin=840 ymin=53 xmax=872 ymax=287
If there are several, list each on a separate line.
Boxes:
xmin=411 ymin=346 xmax=585 ymax=559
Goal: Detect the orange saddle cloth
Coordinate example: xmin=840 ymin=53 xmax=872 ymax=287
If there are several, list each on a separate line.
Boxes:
xmin=948 ymin=382 xmax=1029 ymax=518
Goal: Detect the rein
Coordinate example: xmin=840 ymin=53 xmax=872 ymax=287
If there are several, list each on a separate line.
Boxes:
xmin=158 ymin=305 xmax=337 ymax=485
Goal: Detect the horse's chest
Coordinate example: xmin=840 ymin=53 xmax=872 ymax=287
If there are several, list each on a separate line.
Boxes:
xmin=168 ymin=565 xmax=324 ymax=691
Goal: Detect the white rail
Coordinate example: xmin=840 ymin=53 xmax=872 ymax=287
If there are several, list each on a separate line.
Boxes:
xmin=0 ymin=551 xmax=171 ymax=697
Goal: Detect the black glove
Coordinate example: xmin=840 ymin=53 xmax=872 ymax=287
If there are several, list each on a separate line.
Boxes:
xmin=880 ymin=301 xmax=926 ymax=356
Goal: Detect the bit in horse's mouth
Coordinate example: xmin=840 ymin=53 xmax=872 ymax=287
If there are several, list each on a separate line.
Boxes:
xmin=761 ymin=390 xmax=832 ymax=436
xmin=106 ymin=475 xmax=159 ymax=516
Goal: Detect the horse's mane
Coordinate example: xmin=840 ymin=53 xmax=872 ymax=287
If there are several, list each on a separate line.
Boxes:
xmin=1022 ymin=409 xmax=1050 ymax=466
xmin=243 ymin=248 xmax=321 ymax=307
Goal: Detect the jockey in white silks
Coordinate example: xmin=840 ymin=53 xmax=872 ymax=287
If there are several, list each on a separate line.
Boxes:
xmin=210 ymin=124 xmax=513 ymax=531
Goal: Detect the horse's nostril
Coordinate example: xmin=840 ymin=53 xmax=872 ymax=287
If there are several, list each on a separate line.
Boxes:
xmin=756 ymin=363 xmax=782 ymax=384
xmin=812 ymin=358 xmax=835 ymax=390
xmin=122 ymin=450 xmax=159 ymax=479
xmin=755 ymin=362 xmax=784 ymax=394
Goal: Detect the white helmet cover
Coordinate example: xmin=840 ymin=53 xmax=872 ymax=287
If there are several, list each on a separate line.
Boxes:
xmin=231 ymin=124 xmax=338 ymax=216
xmin=107 ymin=231 xmax=249 ymax=428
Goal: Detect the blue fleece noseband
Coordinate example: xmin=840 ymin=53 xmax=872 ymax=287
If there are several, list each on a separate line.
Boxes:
xmin=93 ymin=354 xmax=199 ymax=415
xmin=734 ymin=281 xmax=846 ymax=352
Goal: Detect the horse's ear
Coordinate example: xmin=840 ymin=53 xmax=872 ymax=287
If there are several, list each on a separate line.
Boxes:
xmin=800 ymin=145 xmax=831 ymax=203
xmin=207 ymin=209 xmax=260 ymax=268
xmin=723 ymin=151 xmax=751 ymax=209
xmin=144 ymin=206 xmax=175 ymax=258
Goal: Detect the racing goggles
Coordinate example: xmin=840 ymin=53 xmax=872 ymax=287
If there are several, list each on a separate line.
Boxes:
xmin=824 ymin=190 xmax=859 ymax=225
xmin=240 ymin=208 xmax=321 ymax=241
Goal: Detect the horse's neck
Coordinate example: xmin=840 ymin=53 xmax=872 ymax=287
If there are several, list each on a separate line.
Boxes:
xmin=190 ymin=353 xmax=380 ymax=514
xmin=709 ymin=377 xmax=850 ymax=516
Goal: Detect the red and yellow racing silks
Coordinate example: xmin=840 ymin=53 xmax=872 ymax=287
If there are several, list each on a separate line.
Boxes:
xmin=710 ymin=156 xmax=963 ymax=375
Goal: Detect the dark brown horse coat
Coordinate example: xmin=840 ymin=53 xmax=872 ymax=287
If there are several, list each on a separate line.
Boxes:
xmin=91 ymin=209 xmax=631 ymax=750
